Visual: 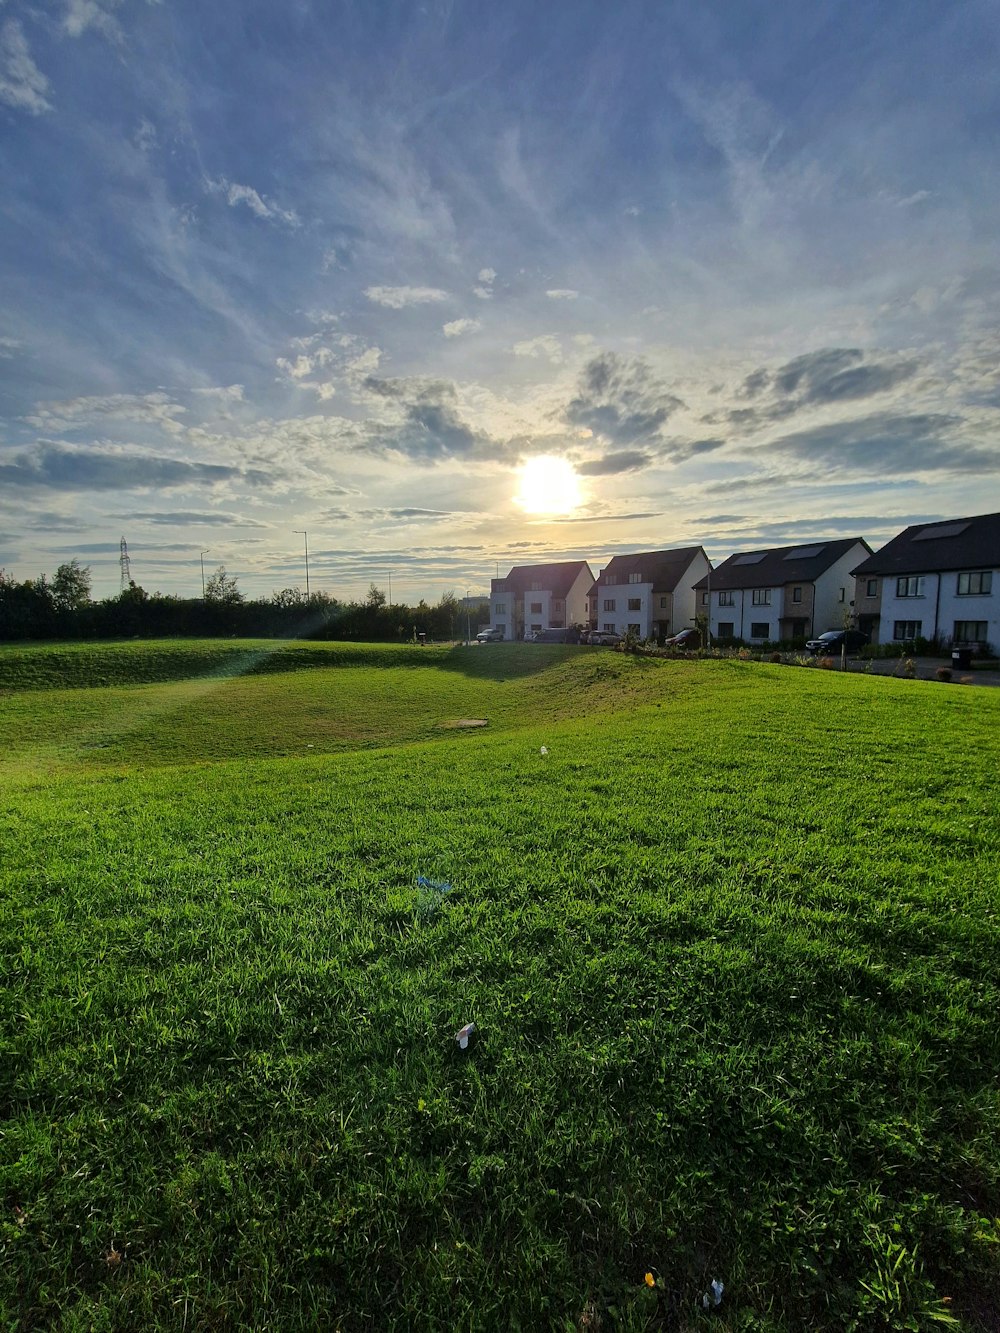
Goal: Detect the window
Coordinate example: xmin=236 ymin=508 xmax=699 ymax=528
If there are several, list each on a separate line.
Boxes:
xmin=752 ymin=588 xmax=771 ymax=606
xmin=603 ymin=598 xmax=616 ymax=611
xmin=628 ymin=598 xmax=641 ymax=611
xmin=718 ymin=591 xmax=734 ymax=606
xmin=530 ymin=601 xmax=542 ymax=614
xmin=700 ymin=591 xmax=708 ymax=605
xmin=494 ymin=602 xmax=506 ymax=614
xmin=603 ymin=622 xmax=616 ymax=632
xmin=838 ymin=587 xmax=846 ymax=602
xmin=605 ymin=574 xmax=618 ymax=585
xmin=552 ymin=598 xmax=564 ymax=610
xmin=750 ymin=622 xmax=769 ymax=638
xmin=893 ymin=620 xmax=921 ymax=640
xmin=957 ymin=571 xmax=992 ymax=596
xmin=530 ymin=581 xmax=542 ymax=592
xmin=660 ymin=596 xmax=668 ymax=608
xmin=530 ymin=623 xmax=542 ymax=633
xmin=792 ymin=586 xmax=802 ymax=603
xmin=628 ymin=572 xmax=642 ymax=584
xmin=628 ymin=623 xmax=641 ymax=635
xmin=717 ymin=622 xmax=734 ymax=639
xmin=954 ymin=620 xmax=987 ymax=643
xmin=896 ymin=576 xmax=925 ymax=598
xmin=866 ymin=579 xmax=878 ymax=597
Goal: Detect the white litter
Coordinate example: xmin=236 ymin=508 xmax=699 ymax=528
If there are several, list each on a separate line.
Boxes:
xmin=702 ymin=1279 xmax=724 ymax=1309
xmin=455 ymin=1022 xmax=476 ymax=1049
xmin=540 ymin=746 xmax=549 ymax=755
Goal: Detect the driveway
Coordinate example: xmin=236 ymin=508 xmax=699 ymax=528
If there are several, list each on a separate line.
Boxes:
xmin=837 ymin=656 xmax=1000 ymax=688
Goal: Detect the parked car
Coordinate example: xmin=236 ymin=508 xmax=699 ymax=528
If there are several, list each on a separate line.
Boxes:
xmin=523 ymin=630 xmax=541 ymax=642
xmin=590 ymin=630 xmax=622 ymax=646
xmin=475 ymin=627 xmax=504 ymax=642
xmin=663 ymin=628 xmax=701 ymax=649
xmin=806 ymin=629 xmax=870 ymax=655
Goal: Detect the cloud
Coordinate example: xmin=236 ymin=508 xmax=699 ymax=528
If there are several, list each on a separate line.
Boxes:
xmin=128 ymin=510 xmax=270 ymax=527
xmin=576 ymin=450 xmax=654 ymax=476
xmin=545 ymin=510 xmax=662 ymax=524
xmin=478 ymin=268 xmax=497 ymax=284
xmin=26 ymin=392 xmax=188 ymax=436
xmin=0 ymin=19 xmax=52 ymax=115
xmin=735 ymin=348 xmax=921 ymax=423
xmin=364 ymin=285 xmax=449 ymax=309
xmin=0 ymin=337 xmax=22 ymax=358
xmin=61 ymin=0 xmax=125 ymax=41
xmin=765 ymin=412 xmax=998 ymax=474
xmin=359 ymin=376 xmax=509 ymax=462
xmin=205 ymin=176 xmax=300 ymax=228
xmin=565 ymin=352 xmax=685 ymax=446
xmin=191 ymin=384 xmax=245 ymax=408
xmin=0 ymin=443 xmax=275 ymax=491
xmin=443 ymin=318 xmax=481 ymax=338
xmin=546 ymin=289 xmax=579 ymax=300
xmin=473 ymin=268 xmax=496 ymax=299
xmin=512 ymin=334 xmax=562 ymax=363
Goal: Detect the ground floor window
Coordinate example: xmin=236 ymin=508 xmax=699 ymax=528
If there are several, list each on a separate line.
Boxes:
xmin=750 ymin=622 xmax=769 ymax=638
xmin=953 ymin=620 xmax=987 ymax=643
xmin=893 ymin=620 xmax=921 ymax=640
xmin=603 ymin=623 xmax=616 ymax=632
xmin=627 ymin=623 xmax=641 ymax=636
xmin=717 ymin=622 xmax=734 ymax=639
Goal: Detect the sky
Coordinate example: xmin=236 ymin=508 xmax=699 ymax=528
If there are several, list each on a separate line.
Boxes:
xmin=1 ymin=0 xmax=998 ymax=602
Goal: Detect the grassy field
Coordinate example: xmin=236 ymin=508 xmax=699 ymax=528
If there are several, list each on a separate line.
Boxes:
xmin=1 ymin=641 xmax=999 ymax=1331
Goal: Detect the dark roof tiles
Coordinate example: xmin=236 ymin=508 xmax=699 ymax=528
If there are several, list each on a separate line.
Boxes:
xmin=852 ymin=512 xmax=1000 ymax=576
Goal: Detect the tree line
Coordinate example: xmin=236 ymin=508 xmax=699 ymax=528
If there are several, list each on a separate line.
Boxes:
xmin=0 ymin=560 xmax=490 ymax=644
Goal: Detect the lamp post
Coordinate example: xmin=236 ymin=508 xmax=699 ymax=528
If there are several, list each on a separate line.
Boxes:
xmin=388 ymin=572 xmax=392 ymax=606
xmin=200 ymin=550 xmax=209 ymax=598
xmin=294 ymin=531 xmax=310 ymax=599
xmin=466 ymin=589 xmax=471 ymax=644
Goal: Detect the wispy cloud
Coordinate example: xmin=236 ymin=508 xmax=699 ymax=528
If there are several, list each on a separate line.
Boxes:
xmin=205 ymin=176 xmax=301 ymax=228
xmin=546 ymin=289 xmax=579 ymax=300
xmin=364 ymin=285 xmax=449 ymax=309
xmin=443 ymin=318 xmax=480 ymax=338
xmin=0 ymin=19 xmax=52 ymax=115
xmin=0 ymin=443 xmax=276 ymax=491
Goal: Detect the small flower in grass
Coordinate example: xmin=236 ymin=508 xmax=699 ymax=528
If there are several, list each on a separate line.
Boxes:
xmin=644 ymin=1271 xmax=656 ymax=1288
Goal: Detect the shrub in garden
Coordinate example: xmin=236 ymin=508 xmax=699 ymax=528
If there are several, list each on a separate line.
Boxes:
xmin=935 ymin=666 xmax=953 ymax=682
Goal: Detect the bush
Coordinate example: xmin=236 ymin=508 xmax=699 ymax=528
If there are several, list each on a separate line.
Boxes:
xmin=935 ymin=666 xmax=953 ymax=683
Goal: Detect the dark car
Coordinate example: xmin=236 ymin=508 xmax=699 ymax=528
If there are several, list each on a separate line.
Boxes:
xmin=806 ymin=629 xmax=870 ymax=655
xmin=663 ymin=628 xmax=701 ymax=649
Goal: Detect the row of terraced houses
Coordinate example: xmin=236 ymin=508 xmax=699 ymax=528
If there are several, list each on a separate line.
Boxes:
xmin=488 ymin=511 xmax=1000 ymax=652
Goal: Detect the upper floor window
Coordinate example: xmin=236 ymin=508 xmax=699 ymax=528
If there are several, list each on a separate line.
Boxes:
xmin=530 ymin=602 xmax=542 ymax=614
xmin=751 ymin=588 xmax=771 ymax=606
xmin=866 ymin=579 xmax=878 ymax=597
xmin=494 ymin=602 xmax=506 ymax=614
xmin=718 ymin=591 xmax=734 ymax=606
xmin=659 ymin=596 xmax=668 ymax=608
xmin=628 ymin=572 xmax=642 ymax=584
xmin=957 ymin=571 xmax=992 ymax=596
xmin=792 ymin=586 xmax=802 ymax=603
xmin=605 ymin=573 xmax=618 ymax=585
xmin=627 ymin=598 xmax=641 ymax=611
xmin=896 ymin=576 xmax=925 ymax=598
xmin=529 ymin=582 xmax=543 ymax=592
xmin=603 ymin=598 xmax=616 ymax=611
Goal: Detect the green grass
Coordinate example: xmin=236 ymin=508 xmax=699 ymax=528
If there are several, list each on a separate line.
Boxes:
xmin=1 ymin=643 xmax=999 ymax=1330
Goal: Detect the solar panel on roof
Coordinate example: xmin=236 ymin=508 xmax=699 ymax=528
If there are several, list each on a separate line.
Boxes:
xmin=784 ymin=544 xmax=826 ymax=560
xmin=733 ymin=553 xmax=766 ymax=565
xmin=913 ymin=522 xmax=971 ymax=541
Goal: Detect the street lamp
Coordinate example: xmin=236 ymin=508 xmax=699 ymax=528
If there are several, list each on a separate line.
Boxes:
xmin=200 ymin=549 xmax=210 ymax=598
xmin=294 ymin=531 xmax=310 ymax=598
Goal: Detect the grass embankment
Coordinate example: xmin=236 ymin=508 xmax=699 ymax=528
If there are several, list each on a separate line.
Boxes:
xmin=1 ymin=643 xmax=999 ymax=1331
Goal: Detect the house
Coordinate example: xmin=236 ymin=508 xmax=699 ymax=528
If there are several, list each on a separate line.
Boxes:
xmin=851 ymin=512 xmax=1000 ymax=651
xmin=590 ymin=547 xmax=711 ymax=641
xmin=693 ymin=538 xmax=872 ymax=644
xmin=489 ymin=560 xmax=594 ymax=640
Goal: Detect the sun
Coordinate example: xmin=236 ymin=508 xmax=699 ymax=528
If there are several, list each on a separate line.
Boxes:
xmin=515 ymin=455 xmax=582 ymax=515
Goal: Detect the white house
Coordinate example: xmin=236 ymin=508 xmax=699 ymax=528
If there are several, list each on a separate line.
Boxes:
xmin=591 ymin=547 xmax=711 ymax=641
xmin=489 ymin=560 xmax=594 ymax=640
xmin=851 ymin=512 xmax=1000 ymax=651
xmin=693 ymin=538 xmax=872 ymax=644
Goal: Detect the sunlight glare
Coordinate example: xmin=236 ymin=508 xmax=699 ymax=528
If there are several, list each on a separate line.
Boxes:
xmin=515 ymin=455 xmax=582 ymax=515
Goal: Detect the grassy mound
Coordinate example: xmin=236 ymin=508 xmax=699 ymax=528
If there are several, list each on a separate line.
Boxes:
xmin=1 ymin=645 xmax=998 ymax=1330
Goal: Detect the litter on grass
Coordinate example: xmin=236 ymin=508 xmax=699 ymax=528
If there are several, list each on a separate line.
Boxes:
xmin=415 ymin=875 xmax=453 ymax=921
xmin=540 ymin=745 xmax=549 ymax=755
xmin=702 ymin=1279 xmax=724 ymax=1309
xmin=455 ymin=1022 xmax=476 ymax=1050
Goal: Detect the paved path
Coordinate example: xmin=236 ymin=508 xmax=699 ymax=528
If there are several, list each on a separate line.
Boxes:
xmin=840 ymin=656 xmax=1000 ymax=688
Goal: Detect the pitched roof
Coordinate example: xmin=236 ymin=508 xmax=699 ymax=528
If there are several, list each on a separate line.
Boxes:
xmin=493 ymin=560 xmax=594 ymax=598
xmin=852 ymin=512 xmax=1000 ymax=577
xmin=693 ymin=538 xmax=870 ymax=591
xmin=596 ymin=546 xmax=706 ymax=592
